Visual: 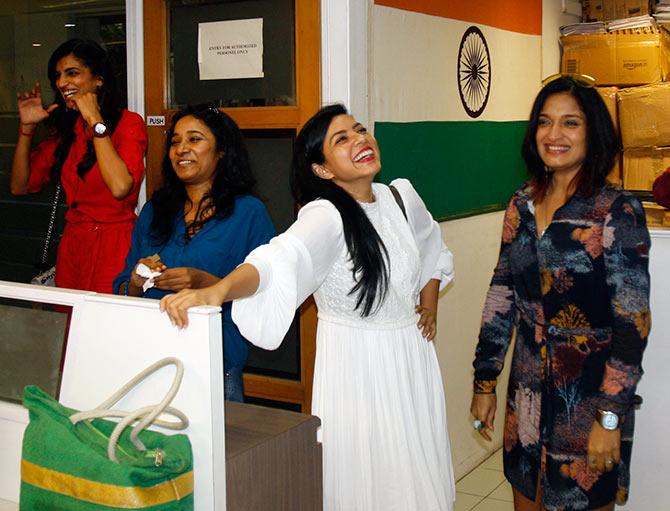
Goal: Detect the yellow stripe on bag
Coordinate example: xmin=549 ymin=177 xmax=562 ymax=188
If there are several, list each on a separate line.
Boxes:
xmin=21 ymin=459 xmax=193 ymax=509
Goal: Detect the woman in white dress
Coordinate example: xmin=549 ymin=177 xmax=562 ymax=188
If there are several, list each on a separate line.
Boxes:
xmin=161 ymin=104 xmax=456 ymax=511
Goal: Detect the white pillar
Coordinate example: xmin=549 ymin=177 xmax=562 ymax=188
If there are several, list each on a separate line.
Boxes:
xmin=321 ymin=0 xmax=369 ymax=127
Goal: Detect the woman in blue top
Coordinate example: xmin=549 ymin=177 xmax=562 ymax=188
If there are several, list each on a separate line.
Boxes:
xmin=113 ymin=104 xmax=275 ymax=401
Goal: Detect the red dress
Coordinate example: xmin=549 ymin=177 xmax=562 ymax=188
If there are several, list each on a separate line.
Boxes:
xmin=27 ymin=110 xmax=148 ymax=293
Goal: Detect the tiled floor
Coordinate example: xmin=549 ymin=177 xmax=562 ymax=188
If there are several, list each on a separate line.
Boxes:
xmin=455 ymin=448 xmax=514 ymax=511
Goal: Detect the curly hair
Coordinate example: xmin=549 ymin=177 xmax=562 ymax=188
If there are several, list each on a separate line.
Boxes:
xmin=46 ymin=38 xmax=123 ymax=182
xmin=150 ymin=104 xmax=258 ymax=245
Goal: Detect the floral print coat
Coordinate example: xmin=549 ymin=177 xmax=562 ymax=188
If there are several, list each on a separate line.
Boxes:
xmin=473 ymin=184 xmax=650 ymax=511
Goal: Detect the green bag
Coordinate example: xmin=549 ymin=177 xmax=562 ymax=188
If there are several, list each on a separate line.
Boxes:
xmin=20 ymin=358 xmax=194 ymax=510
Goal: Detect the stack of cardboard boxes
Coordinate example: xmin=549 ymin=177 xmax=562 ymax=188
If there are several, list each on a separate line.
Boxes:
xmin=583 ymin=0 xmax=651 ymax=21
xmin=560 ymin=17 xmax=670 ymax=227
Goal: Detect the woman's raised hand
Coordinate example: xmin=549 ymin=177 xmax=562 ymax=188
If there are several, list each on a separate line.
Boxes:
xmin=17 ymin=82 xmax=58 ymax=128
xmin=72 ymin=91 xmax=102 ymax=126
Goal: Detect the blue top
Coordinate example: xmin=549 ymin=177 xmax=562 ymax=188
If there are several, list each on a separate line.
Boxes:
xmin=113 ymin=195 xmax=275 ymax=370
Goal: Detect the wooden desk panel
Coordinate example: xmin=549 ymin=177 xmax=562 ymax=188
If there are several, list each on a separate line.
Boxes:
xmin=225 ymin=402 xmax=322 ymax=511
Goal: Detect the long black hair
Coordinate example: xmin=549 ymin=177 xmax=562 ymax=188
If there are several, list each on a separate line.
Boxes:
xmin=522 ymin=75 xmax=619 ymax=200
xmin=47 ymin=38 xmax=123 ymax=181
xmin=291 ymin=104 xmax=389 ymax=317
xmin=150 ymin=104 xmax=257 ymax=245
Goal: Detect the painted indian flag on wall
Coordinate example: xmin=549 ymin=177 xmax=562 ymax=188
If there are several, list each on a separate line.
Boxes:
xmin=372 ymin=0 xmax=543 ymax=220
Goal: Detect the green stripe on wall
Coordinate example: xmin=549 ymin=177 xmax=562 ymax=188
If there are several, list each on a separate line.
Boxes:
xmin=375 ymin=121 xmax=529 ymax=221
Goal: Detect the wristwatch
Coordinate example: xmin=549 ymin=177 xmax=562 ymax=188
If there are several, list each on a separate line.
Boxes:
xmin=596 ymin=409 xmax=620 ymax=430
xmin=92 ymin=121 xmax=108 ymax=138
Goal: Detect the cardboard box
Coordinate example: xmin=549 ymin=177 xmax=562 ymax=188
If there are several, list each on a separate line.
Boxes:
xmin=607 ymin=154 xmax=623 ymax=186
xmin=603 ymin=0 xmax=617 ymax=20
xmin=597 ymin=86 xmax=619 ymax=133
xmin=584 ymin=0 xmax=605 ymax=21
xmin=619 ymin=0 xmax=650 ymax=18
xmin=584 ymin=0 xmax=650 ymax=21
xmin=641 ymin=201 xmax=670 ymax=227
xmin=596 ymin=86 xmax=622 ymax=185
xmin=618 ymin=82 xmax=670 ymax=147
xmin=561 ymin=26 xmax=670 ymax=86
xmin=623 ymin=146 xmax=670 ymax=190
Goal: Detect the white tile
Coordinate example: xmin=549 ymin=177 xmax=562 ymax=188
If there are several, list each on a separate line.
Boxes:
xmin=470 ymin=497 xmax=515 ymax=511
xmin=456 ymin=467 xmax=506 ymax=497
xmin=488 ymin=481 xmax=513 ymax=502
xmin=480 ymin=448 xmax=504 ymax=471
xmin=0 ymin=500 xmax=18 ymax=511
xmin=455 ymin=492 xmax=483 ymax=511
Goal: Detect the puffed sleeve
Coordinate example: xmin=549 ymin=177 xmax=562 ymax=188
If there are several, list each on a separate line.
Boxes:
xmin=231 ymin=200 xmax=345 ymax=350
xmin=114 ymin=111 xmax=148 ymax=188
xmin=597 ymin=193 xmax=651 ymax=415
xmin=390 ymin=178 xmax=454 ymax=290
xmin=472 ymin=195 xmax=520 ymax=394
xmin=27 ymin=136 xmax=59 ymax=193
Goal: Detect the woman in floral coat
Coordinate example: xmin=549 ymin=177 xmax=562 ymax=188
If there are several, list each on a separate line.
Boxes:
xmin=471 ymin=75 xmax=650 ymax=511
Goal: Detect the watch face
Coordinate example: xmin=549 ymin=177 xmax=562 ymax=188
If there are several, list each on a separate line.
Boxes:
xmin=602 ymin=412 xmax=619 ymax=430
xmin=94 ymin=123 xmax=107 ymax=136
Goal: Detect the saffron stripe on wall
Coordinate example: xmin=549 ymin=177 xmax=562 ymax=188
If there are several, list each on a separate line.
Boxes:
xmin=375 ymin=121 xmax=528 ymax=221
xmin=374 ymin=0 xmax=542 ymax=36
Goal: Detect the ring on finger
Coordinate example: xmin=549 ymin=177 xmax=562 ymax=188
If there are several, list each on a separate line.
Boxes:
xmin=472 ymin=419 xmax=483 ymax=431
xmin=605 ymin=459 xmax=613 ymax=465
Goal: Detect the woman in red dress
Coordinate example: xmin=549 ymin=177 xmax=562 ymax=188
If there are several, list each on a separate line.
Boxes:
xmin=10 ymin=39 xmax=147 ymax=293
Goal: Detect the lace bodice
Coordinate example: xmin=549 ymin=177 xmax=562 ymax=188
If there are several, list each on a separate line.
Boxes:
xmin=313 ymin=192 xmax=421 ymax=329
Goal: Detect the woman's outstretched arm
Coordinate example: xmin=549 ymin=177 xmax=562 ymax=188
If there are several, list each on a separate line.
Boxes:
xmin=159 ymin=263 xmax=260 ymax=328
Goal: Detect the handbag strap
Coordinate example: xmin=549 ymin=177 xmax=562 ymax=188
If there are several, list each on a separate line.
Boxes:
xmin=389 ymin=184 xmax=407 ymax=221
xmin=69 ymin=357 xmax=188 ymax=463
xmin=39 ymin=184 xmax=62 ymax=267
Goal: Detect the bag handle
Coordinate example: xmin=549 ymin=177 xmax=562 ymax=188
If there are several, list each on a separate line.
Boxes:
xmin=38 ymin=184 xmax=61 ymax=268
xmin=389 ymin=184 xmax=407 ymax=221
xmin=70 ymin=357 xmax=188 ymax=463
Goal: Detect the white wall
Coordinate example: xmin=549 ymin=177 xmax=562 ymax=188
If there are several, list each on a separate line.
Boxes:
xmin=435 ymin=210 xmax=510 ymax=477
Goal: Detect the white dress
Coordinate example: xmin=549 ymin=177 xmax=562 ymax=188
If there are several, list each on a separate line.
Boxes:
xmin=232 ymin=179 xmax=456 ymax=511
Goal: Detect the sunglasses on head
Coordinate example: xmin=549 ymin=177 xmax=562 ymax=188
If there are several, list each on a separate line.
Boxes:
xmin=541 ymin=73 xmax=596 ymax=88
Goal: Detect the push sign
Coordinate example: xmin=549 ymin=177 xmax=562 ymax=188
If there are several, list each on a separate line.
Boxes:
xmin=147 ymin=116 xmax=165 ymax=127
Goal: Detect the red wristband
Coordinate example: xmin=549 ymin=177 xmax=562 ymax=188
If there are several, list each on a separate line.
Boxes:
xmin=19 ymin=128 xmax=35 ymax=137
